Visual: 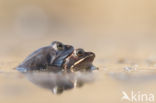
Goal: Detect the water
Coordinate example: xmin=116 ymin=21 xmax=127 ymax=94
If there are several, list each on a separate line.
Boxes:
xmin=1 ymin=35 xmax=156 ymax=103
xmin=1 ymin=60 xmax=156 ymax=103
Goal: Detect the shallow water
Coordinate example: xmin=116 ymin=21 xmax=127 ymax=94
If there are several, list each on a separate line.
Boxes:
xmin=1 ymin=57 xmax=156 ymax=103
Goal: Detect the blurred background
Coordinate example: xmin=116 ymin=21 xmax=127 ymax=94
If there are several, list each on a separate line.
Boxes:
xmin=1 ymin=0 xmax=156 ymax=103
xmin=1 ymin=0 xmax=156 ymax=60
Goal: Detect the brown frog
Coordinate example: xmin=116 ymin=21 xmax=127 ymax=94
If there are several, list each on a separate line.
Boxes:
xmin=17 ymin=41 xmax=74 ymax=72
xmin=63 ymin=48 xmax=98 ymax=72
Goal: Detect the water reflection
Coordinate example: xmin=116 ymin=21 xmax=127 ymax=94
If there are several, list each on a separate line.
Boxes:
xmin=20 ymin=70 xmax=95 ymax=94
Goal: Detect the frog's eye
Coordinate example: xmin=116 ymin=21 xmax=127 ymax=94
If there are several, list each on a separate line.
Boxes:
xmin=52 ymin=41 xmax=64 ymax=51
xmin=56 ymin=42 xmax=64 ymax=51
xmin=76 ymin=49 xmax=85 ymax=57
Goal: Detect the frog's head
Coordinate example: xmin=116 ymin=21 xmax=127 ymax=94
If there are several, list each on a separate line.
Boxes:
xmin=51 ymin=41 xmax=74 ymax=67
xmin=63 ymin=48 xmax=98 ymax=72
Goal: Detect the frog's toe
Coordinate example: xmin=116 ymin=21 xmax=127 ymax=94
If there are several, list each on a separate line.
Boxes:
xmin=16 ymin=67 xmax=28 ymax=73
xmin=90 ymin=65 xmax=99 ymax=71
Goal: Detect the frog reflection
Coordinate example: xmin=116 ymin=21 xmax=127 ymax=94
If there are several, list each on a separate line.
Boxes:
xmin=24 ymin=71 xmax=95 ymax=94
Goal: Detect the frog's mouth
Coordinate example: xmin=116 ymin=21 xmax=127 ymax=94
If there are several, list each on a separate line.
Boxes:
xmin=70 ymin=52 xmax=95 ymax=72
xmin=53 ymin=46 xmax=74 ymax=67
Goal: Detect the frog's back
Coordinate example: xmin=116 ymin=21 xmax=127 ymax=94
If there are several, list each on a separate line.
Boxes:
xmin=17 ymin=46 xmax=55 ymax=70
xmin=23 ymin=46 xmax=50 ymax=63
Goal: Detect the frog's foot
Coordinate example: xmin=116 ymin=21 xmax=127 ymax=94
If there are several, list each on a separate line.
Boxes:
xmin=16 ymin=67 xmax=28 ymax=73
xmin=90 ymin=65 xmax=99 ymax=71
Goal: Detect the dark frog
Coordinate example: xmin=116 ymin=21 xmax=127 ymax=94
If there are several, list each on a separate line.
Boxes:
xmin=17 ymin=41 xmax=74 ymax=72
xmin=63 ymin=48 xmax=98 ymax=72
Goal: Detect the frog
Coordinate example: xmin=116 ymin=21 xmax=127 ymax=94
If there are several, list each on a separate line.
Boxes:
xmin=63 ymin=48 xmax=98 ymax=72
xmin=16 ymin=41 xmax=74 ymax=72
xmin=16 ymin=45 xmax=98 ymax=94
